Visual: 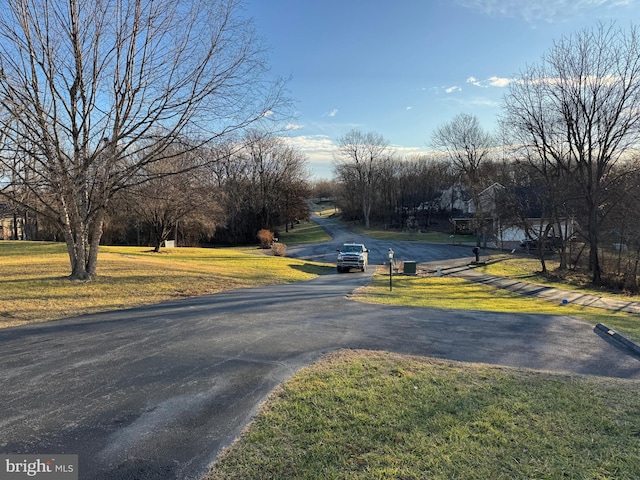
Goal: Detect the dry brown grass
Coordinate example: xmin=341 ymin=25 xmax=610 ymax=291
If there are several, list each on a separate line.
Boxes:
xmin=0 ymin=242 xmax=332 ymax=328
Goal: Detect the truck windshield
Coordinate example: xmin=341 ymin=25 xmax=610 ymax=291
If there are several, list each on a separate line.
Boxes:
xmin=343 ymin=245 xmax=363 ymax=253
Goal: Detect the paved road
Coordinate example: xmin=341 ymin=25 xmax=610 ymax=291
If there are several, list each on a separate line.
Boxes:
xmin=2 ymin=218 xmax=639 ymax=479
xmin=285 ymin=214 xmax=469 ymax=266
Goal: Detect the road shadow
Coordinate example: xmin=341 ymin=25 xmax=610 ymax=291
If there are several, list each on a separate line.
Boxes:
xmin=288 ymin=263 xmax=334 ymax=275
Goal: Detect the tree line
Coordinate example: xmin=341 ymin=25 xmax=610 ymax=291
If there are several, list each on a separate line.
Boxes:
xmin=3 ymin=130 xmax=310 ymax=249
xmin=333 ymin=23 xmax=640 ymax=291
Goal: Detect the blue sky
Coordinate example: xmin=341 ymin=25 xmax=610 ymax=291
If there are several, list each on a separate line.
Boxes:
xmin=243 ymin=0 xmax=640 ymax=179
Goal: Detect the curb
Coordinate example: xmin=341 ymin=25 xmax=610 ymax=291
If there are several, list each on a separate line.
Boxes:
xmin=595 ymin=323 xmax=640 ymax=356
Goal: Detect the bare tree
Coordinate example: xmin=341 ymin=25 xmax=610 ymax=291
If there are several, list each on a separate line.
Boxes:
xmin=244 ymin=131 xmax=308 ymax=230
xmin=311 ymin=179 xmax=339 ymax=201
xmin=277 ymin=147 xmax=311 ymax=233
xmin=431 ymin=114 xmax=495 ymax=245
xmin=432 ymin=114 xmax=494 ymax=184
xmin=213 ymin=144 xmax=254 ymax=244
xmin=125 ymin=150 xmax=221 ymax=252
xmin=0 ymin=0 xmax=284 ymax=279
xmin=209 ymin=132 xmax=310 ymax=243
xmin=334 ymin=129 xmax=389 ymax=229
xmin=502 ymin=23 xmax=640 ymax=285
xmin=400 ymin=155 xmax=454 ymax=230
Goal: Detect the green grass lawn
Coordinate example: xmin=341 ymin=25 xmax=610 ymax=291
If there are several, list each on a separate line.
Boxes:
xmin=479 ymin=255 xmax=640 ymax=299
xmin=276 ymin=219 xmax=331 ymax=244
xmin=309 ymin=199 xmax=338 ymax=217
xmin=0 ymin=241 xmax=333 ymax=327
xmin=350 ymin=225 xmax=476 ymax=244
xmin=208 ymin=349 xmax=640 ymax=480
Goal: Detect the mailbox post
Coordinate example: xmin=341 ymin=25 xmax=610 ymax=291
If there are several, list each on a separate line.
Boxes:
xmin=388 ymin=248 xmax=394 ymax=291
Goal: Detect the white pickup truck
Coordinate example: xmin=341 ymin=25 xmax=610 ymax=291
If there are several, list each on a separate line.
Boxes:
xmin=336 ymin=243 xmax=369 ymax=273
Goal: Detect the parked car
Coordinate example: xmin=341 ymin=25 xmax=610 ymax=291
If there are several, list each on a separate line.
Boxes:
xmin=520 ymin=238 xmax=539 ymax=249
xmin=336 ymin=243 xmax=369 ymax=272
xmin=520 ymin=236 xmax=563 ymax=250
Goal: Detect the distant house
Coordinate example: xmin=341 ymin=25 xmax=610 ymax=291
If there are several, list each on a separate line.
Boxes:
xmin=439 ymin=182 xmax=475 ymax=235
xmin=0 ymin=203 xmax=23 ymax=240
xmin=447 ymin=183 xmax=573 ymax=249
xmin=449 ymin=183 xmax=503 ymax=239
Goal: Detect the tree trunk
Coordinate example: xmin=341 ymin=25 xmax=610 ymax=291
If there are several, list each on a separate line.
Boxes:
xmin=12 ymin=212 xmax=18 ymax=240
xmin=589 ymin=238 xmax=602 ymax=285
xmin=86 ymin=213 xmax=104 ymax=277
xmin=363 ymin=202 xmax=371 ymax=229
xmin=63 ymin=211 xmax=104 ymax=281
xmin=556 ymin=218 xmax=569 ymax=270
xmin=363 ymin=182 xmax=373 ymax=230
xmin=151 ymin=221 xmax=173 ymax=253
xmin=538 ymin=251 xmax=547 ymax=274
xmin=151 ymin=226 xmax=163 ymax=252
xmin=626 ymin=257 xmax=639 ymax=294
xmin=558 ymin=246 xmax=568 ymax=270
xmin=587 ymin=204 xmax=602 ymax=285
xmin=535 ymin=239 xmax=548 ymax=273
xmin=65 ymin=235 xmax=91 ymax=280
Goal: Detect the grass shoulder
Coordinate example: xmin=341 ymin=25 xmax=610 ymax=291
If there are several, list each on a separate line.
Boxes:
xmin=0 ymin=241 xmax=333 ymax=328
xmin=275 ymin=219 xmax=331 ymax=244
xmin=308 ymin=198 xmax=338 ymax=217
xmin=208 ymin=349 xmax=640 ymax=479
xmin=350 ymin=224 xmax=476 ymax=244
xmin=478 ymin=254 xmax=640 ymax=301
xmin=322 ymin=210 xmax=474 ymax=244
xmin=352 ymin=270 xmax=640 ymax=343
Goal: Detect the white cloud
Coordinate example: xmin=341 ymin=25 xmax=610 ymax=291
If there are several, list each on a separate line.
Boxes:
xmin=522 ymin=73 xmax=623 ymax=87
xmin=466 ymin=76 xmax=483 ymax=87
xmin=389 ymin=144 xmax=431 ymax=157
xmin=406 ymin=106 xmax=413 ymax=110
xmin=323 ymin=109 xmax=338 ymax=117
xmin=488 ymin=76 xmax=513 ymax=87
xmin=435 ymin=94 xmax=501 ymax=109
xmin=467 ymin=75 xmax=513 ymax=88
xmin=285 ymin=123 xmax=304 ymax=131
xmin=456 ymin=0 xmax=635 ymax=24
xmin=284 ymin=134 xmax=433 ymax=162
xmin=281 ymin=135 xmax=337 ymax=164
xmin=468 ymin=97 xmax=500 ymax=107
xmin=279 ymin=135 xmax=442 ymax=179
xmin=426 ymin=85 xmax=462 ymax=95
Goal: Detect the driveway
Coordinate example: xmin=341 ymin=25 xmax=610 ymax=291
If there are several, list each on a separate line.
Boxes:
xmin=1 ymin=221 xmax=639 ymax=479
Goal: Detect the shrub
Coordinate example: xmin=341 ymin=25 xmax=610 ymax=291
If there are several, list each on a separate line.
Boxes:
xmin=257 ymin=229 xmax=274 ymax=248
xmin=272 ymin=242 xmax=287 ymax=256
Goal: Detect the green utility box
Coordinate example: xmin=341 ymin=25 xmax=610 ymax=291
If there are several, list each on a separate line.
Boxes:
xmin=403 ymin=261 xmax=417 ymax=275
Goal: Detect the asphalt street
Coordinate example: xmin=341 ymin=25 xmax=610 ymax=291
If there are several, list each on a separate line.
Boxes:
xmin=285 ymin=214 xmax=468 ymax=266
xmin=1 ymin=217 xmax=639 ymax=479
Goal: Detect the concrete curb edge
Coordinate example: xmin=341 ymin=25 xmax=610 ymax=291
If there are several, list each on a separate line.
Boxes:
xmin=595 ymin=323 xmax=640 ymax=356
